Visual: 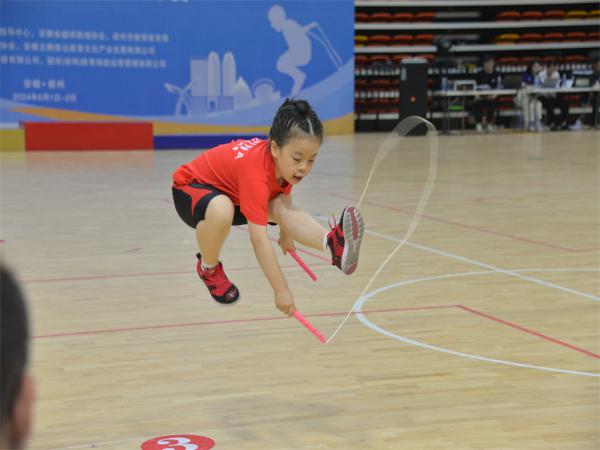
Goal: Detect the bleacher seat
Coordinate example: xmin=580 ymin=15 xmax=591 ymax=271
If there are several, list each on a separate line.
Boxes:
xmin=370 ymin=55 xmax=391 ymax=64
xmin=520 ymin=56 xmax=537 ymax=64
xmin=370 ymin=13 xmax=392 ymax=23
xmin=542 ymin=32 xmax=564 ymax=43
xmin=521 ymin=11 xmax=543 ymax=21
xmin=495 ymin=33 xmax=519 ymax=44
xmin=564 ymin=55 xmax=587 ymax=63
xmin=587 ymin=10 xmax=600 ymax=19
xmin=496 ymin=56 xmax=520 ymax=66
xmin=355 ymin=35 xmax=368 ymax=46
xmin=564 ymin=31 xmax=586 ymax=42
xmin=414 ymin=34 xmax=435 ymax=45
xmin=565 ymin=10 xmax=586 ymax=20
xmin=355 ymin=12 xmax=369 ymax=23
xmin=391 ymin=34 xmax=413 ymax=46
xmin=496 ymin=11 xmax=520 ymax=21
xmin=519 ymin=33 xmax=541 ymax=43
xmin=355 ymin=55 xmax=369 ymax=66
xmin=587 ymin=31 xmax=600 ymax=41
xmin=541 ymin=55 xmax=557 ymax=63
xmin=367 ymin=35 xmax=392 ymax=46
xmin=543 ymin=10 xmax=565 ymax=20
xmin=392 ymin=12 xmax=414 ymax=22
xmin=415 ymin=12 xmax=435 ymax=22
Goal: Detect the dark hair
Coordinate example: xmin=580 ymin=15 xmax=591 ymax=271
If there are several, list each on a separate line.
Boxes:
xmin=482 ymin=55 xmax=495 ymax=64
xmin=269 ymin=99 xmax=323 ymax=147
xmin=1 ymin=265 xmax=29 ymax=431
xmin=526 ymin=60 xmax=541 ymax=73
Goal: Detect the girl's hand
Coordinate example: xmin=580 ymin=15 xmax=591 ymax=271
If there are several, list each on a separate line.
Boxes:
xmin=278 ymin=231 xmax=296 ymax=255
xmin=275 ymin=289 xmax=296 ymax=316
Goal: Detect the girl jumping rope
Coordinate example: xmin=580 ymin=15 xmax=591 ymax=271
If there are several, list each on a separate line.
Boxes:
xmin=171 ymin=99 xmax=364 ymax=316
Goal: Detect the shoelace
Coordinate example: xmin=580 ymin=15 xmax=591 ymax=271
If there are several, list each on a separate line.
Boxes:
xmin=328 ymin=214 xmax=338 ymax=232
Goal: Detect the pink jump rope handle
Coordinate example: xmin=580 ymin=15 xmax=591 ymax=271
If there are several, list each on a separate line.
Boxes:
xmin=288 ymin=250 xmax=318 ymax=282
xmin=293 ymin=310 xmax=327 ymax=344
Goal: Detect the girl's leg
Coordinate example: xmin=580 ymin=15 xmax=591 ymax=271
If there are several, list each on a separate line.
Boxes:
xmin=196 ymin=195 xmax=235 ymax=266
xmin=268 ymin=195 xmax=327 ymax=251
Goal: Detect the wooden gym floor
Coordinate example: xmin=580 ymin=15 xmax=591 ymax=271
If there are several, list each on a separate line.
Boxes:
xmin=0 ymin=130 xmax=598 ymax=449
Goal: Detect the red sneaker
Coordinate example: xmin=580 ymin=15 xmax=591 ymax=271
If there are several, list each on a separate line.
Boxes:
xmin=196 ymin=254 xmax=240 ymax=304
xmin=326 ymin=206 xmax=364 ymax=275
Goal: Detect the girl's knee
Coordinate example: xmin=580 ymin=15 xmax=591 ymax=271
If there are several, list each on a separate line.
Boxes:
xmin=206 ymin=195 xmax=235 ymax=223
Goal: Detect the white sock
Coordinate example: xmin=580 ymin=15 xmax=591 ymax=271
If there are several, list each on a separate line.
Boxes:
xmin=201 ymin=261 xmax=218 ymax=271
xmin=322 ymin=233 xmax=329 ymax=253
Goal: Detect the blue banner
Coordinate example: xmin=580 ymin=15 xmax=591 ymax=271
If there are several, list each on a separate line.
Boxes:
xmin=0 ymin=0 xmax=354 ymax=132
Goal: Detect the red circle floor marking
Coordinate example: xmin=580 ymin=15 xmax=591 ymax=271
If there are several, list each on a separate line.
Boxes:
xmin=141 ymin=435 xmax=215 ymax=450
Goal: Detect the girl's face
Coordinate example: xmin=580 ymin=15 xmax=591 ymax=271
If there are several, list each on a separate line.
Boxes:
xmin=271 ymin=137 xmax=320 ymax=185
xmin=533 ymin=62 xmax=541 ymax=73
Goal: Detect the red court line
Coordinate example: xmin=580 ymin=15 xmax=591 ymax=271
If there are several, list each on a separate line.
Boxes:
xmin=329 ymin=193 xmax=597 ymax=253
xmin=32 ymin=305 xmax=457 ymax=339
xmin=457 ymin=305 xmax=600 ymax=359
xmin=23 ymin=263 xmax=325 ymax=284
xmin=32 ymin=302 xmax=598 ymax=359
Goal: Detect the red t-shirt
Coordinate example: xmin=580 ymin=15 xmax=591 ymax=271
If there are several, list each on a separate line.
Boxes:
xmin=172 ymin=138 xmax=292 ymax=225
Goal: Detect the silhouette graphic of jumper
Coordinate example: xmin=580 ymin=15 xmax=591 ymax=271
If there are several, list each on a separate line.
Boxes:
xmin=268 ymin=4 xmax=341 ymax=96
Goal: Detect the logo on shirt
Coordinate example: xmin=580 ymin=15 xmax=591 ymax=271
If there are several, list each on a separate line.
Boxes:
xmin=232 ymin=137 xmax=261 ymax=160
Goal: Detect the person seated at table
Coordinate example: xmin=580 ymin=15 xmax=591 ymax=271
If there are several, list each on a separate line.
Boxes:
xmin=471 ymin=55 xmax=502 ymax=133
xmin=538 ymin=60 xmax=570 ymax=131
xmin=518 ymin=61 xmax=543 ymax=131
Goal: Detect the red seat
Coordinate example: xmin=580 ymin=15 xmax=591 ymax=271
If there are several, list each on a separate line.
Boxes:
xmin=392 ymin=12 xmax=414 ymax=22
xmin=565 ymin=32 xmax=586 ymax=42
xmin=521 ymin=11 xmax=543 ymax=21
xmin=496 ymin=56 xmax=519 ymax=65
xmin=496 ymin=11 xmax=520 ymax=21
xmin=355 ymin=55 xmax=369 ymax=67
xmin=369 ymin=55 xmax=390 ymax=64
xmin=355 ymin=13 xmax=369 ymax=23
xmin=587 ymin=31 xmax=600 ymax=41
xmin=367 ymin=35 xmax=392 ymax=46
xmin=543 ymin=10 xmax=565 ymax=20
xmin=542 ymin=32 xmax=564 ymax=43
xmin=519 ymin=33 xmax=541 ymax=43
xmin=370 ymin=13 xmax=392 ymax=23
xmin=414 ymin=34 xmax=434 ymax=45
xmin=420 ymin=53 xmax=435 ymax=63
xmin=415 ymin=12 xmax=435 ymax=22
xmin=564 ymin=55 xmax=586 ymax=63
xmin=391 ymin=34 xmax=413 ymax=46
xmin=520 ymin=56 xmax=537 ymax=64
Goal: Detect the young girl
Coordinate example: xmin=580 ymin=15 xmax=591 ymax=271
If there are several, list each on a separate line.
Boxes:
xmin=171 ymin=99 xmax=364 ymax=316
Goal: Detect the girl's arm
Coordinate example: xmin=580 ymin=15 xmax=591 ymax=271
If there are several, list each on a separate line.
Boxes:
xmin=248 ymin=222 xmax=296 ymax=316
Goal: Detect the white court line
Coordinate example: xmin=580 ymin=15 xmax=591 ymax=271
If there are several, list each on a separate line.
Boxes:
xmin=354 ymin=271 xmax=600 ymax=378
xmin=366 ymin=229 xmax=600 ymax=302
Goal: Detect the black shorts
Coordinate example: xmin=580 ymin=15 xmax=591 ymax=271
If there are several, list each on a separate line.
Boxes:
xmin=172 ymin=183 xmax=249 ymax=229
